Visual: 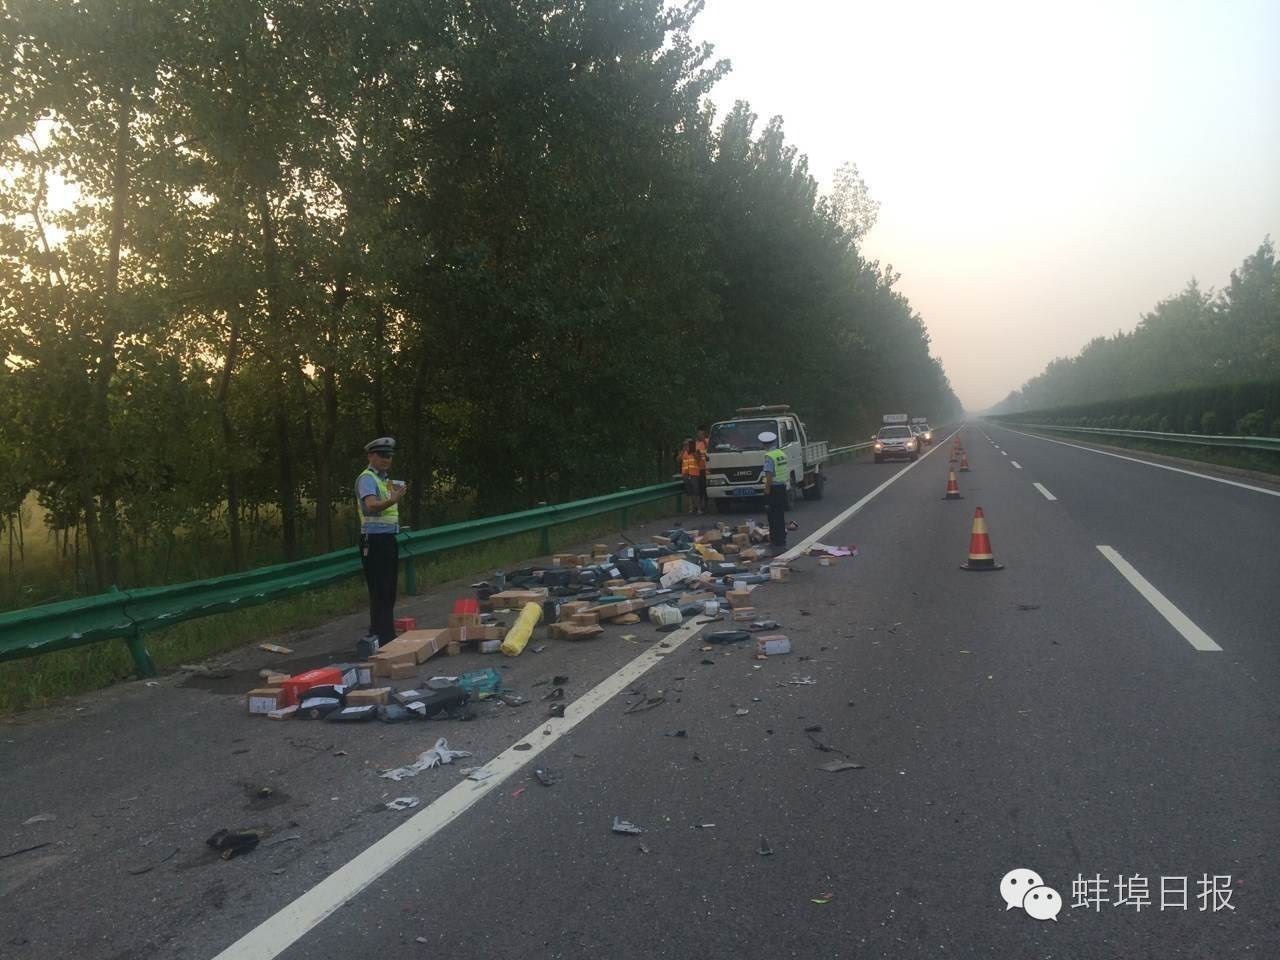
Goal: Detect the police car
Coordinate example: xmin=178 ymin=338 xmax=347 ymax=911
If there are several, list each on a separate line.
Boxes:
xmin=873 ymin=414 xmax=919 ymax=463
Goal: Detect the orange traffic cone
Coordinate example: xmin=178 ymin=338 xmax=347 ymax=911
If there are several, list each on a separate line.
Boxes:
xmin=958 ymin=452 xmax=970 ymax=472
xmin=960 ymin=507 xmax=1004 ymax=571
xmin=942 ymin=470 xmax=963 ymax=500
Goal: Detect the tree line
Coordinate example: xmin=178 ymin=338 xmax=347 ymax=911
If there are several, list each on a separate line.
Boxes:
xmin=991 ymin=240 xmax=1279 ymax=421
xmin=0 ymin=0 xmax=961 ymax=602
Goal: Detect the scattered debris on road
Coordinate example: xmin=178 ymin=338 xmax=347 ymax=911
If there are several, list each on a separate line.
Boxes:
xmin=205 ymin=828 xmax=261 ymax=860
xmin=611 ymin=817 xmax=643 ymax=835
xmin=757 ymin=836 xmax=773 ymax=856
xmin=384 ymin=797 xmax=420 ymax=812
xmin=818 ymin=760 xmax=865 ymax=772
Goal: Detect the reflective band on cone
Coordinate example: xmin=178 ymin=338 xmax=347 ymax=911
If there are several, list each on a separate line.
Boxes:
xmin=960 ymin=507 xmax=1004 ymax=571
xmin=943 ymin=470 xmax=963 ymax=500
xmin=958 ymin=454 xmax=970 ymax=472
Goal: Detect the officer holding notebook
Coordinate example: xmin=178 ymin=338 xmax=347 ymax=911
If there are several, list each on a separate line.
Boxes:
xmin=356 ymin=437 xmax=404 ymax=652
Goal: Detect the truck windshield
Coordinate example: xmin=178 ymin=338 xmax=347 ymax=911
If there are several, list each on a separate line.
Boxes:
xmin=709 ymin=419 xmax=776 ymax=452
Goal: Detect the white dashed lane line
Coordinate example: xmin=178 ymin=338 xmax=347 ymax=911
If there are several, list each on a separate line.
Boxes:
xmin=1010 ymin=461 xmax=1022 ymax=469
xmin=1033 ymin=482 xmax=1057 ymax=501
xmin=1096 ymin=546 xmax=1223 ymax=651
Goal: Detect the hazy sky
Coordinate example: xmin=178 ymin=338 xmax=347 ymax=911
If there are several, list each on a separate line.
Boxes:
xmin=690 ymin=0 xmax=1280 ymax=410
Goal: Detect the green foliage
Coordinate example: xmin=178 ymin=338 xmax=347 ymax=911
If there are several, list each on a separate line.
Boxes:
xmin=0 ymin=0 xmax=960 ymax=610
xmin=992 ymin=240 xmax=1279 ymax=415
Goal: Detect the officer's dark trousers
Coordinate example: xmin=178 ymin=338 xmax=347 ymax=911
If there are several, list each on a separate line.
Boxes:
xmin=767 ymin=486 xmax=788 ymax=548
xmin=361 ymin=533 xmax=399 ymax=643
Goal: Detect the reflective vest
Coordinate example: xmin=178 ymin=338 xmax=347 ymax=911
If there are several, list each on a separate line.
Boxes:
xmin=680 ymin=451 xmax=701 ymax=476
xmin=765 ymin=448 xmax=788 ymax=486
xmin=357 ymin=468 xmax=399 ymax=532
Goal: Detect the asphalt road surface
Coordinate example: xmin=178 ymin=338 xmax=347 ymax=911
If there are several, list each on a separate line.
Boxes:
xmin=3 ymin=423 xmax=1277 ymax=959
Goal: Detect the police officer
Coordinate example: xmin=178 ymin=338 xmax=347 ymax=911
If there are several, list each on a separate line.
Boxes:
xmin=356 ymin=437 xmax=405 ymax=651
xmin=759 ymin=431 xmax=788 ymax=550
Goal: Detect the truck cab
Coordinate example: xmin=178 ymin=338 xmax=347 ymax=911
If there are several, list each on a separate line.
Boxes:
xmin=705 ymin=405 xmax=829 ymax=512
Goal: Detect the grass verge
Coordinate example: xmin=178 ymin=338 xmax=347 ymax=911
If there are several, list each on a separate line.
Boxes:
xmin=0 ymin=496 xmax=681 ymax=715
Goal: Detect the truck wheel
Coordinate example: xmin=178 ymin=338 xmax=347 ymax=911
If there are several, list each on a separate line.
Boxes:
xmin=811 ymin=472 xmax=825 ymax=499
xmin=785 ymin=482 xmax=797 ymax=511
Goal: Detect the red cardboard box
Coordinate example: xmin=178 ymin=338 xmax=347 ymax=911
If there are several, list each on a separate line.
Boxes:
xmin=281 ymin=667 xmax=344 ymax=707
xmin=394 ymin=617 xmax=416 ymax=633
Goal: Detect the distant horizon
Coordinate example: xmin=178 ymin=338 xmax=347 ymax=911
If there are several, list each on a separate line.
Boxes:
xmin=692 ymin=0 xmax=1280 ymax=409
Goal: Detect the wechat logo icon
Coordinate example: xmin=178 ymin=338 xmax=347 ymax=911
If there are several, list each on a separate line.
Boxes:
xmin=1001 ymin=868 xmax=1062 ymax=921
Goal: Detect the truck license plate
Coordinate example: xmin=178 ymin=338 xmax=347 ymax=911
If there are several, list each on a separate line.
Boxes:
xmin=732 ymin=487 xmax=756 ymax=497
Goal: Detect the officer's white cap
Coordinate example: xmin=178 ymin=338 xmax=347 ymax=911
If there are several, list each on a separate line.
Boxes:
xmin=757 ymin=431 xmax=778 ymax=444
xmin=365 ymin=437 xmax=396 ymax=454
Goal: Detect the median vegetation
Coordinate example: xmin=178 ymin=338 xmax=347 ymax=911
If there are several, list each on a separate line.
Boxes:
xmin=0 ymin=0 xmax=960 ymax=612
xmin=991 ymin=240 xmax=1279 ymax=421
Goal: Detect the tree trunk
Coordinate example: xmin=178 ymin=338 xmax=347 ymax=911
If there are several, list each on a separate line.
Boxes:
xmin=216 ymin=310 xmax=244 ymax=569
xmin=81 ymin=92 xmax=133 ymax=590
xmin=407 ymin=352 xmax=430 ymax=529
xmin=256 ymin=185 xmax=298 ymax=559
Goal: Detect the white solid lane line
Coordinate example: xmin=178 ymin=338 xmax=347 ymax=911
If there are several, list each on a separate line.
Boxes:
xmin=778 ymin=426 xmax=962 ymax=562
xmin=1096 ymin=546 xmax=1223 ymax=651
xmin=1033 ymin=483 xmax=1057 ymax=501
xmin=1001 ymin=450 xmax=1008 ymax=456
xmin=211 ymin=618 xmax=708 ymax=960
xmin=1010 ymin=461 xmax=1022 ymax=469
xmin=999 ymin=426 xmax=1280 ymax=498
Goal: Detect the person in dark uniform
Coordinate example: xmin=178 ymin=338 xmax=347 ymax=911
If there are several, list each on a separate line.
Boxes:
xmin=759 ymin=430 xmax=788 ymax=551
xmin=355 ymin=437 xmax=405 ymax=652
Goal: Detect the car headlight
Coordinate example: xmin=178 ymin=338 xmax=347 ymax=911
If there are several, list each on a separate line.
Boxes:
xmin=924 ymin=432 xmax=932 ymax=440
xmin=906 ymin=440 xmax=916 ymax=449
xmin=874 ymin=442 xmax=883 ymax=450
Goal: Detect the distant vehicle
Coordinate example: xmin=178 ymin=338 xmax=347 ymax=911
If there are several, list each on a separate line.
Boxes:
xmin=910 ymin=417 xmax=933 ymax=445
xmin=873 ymin=416 xmax=919 ymax=463
xmin=705 ymin=405 xmax=829 ymax=512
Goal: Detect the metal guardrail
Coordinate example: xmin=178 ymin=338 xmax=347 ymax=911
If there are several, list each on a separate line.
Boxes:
xmin=0 ymin=481 xmax=683 ymax=675
xmin=827 ymin=441 xmax=875 ymax=461
xmin=1008 ymin=423 xmax=1280 ymax=452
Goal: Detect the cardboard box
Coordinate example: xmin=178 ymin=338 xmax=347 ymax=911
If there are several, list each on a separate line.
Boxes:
xmin=732 ymin=606 xmax=756 ymax=621
xmin=593 ymin=544 xmax=610 ymax=553
xmin=355 ymin=662 xmax=376 ymax=687
xmin=592 ymin=603 xmax=623 ymax=621
xmin=445 ymin=624 xmax=502 ymax=645
xmin=650 ymin=536 xmax=673 ymax=547
xmin=552 ymin=553 xmax=579 ymax=566
xmin=769 ymin=565 xmax=790 ymax=582
xmin=446 ymin=642 xmax=461 ymax=656
xmin=700 ymin=528 xmax=723 ymax=544
xmin=726 ymin=589 xmax=753 ymax=608
xmin=267 ymin=705 xmax=297 ymax=720
xmin=615 ymin=613 xmax=641 ymax=624
xmin=487 ymin=589 xmax=549 ymax=607
xmin=723 ymin=543 xmax=740 ymax=555
xmin=558 ymin=623 xmax=605 ymax=641
xmin=394 ymin=617 xmax=416 ymax=633
xmin=448 ymin=612 xmax=483 ymax=628
xmin=560 ymin=601 xmax=591 ymax=617
xmin=577 ymin=554 xmax=592 ymax=566
xmin=737 ymin=525 xmax=750 ymax=535
xmin=264 ymin=672 xmax=289 ymax=687
xmin=247 ymin=688 xmax=283 ymax=715
xmin=604 ymin=578 xmax=627 ymax=589
xmin=346 ymin=687 xmax=390 ymax=706
xmin=733 ymin=533 xmax=751 ymax=547
xmin=572 ymin=611 xmax=600 ymax=626
xmin=390 ymin=662 xmax=417 ymax=680
xmin=614 ymin=584 xmax=638 ymax=598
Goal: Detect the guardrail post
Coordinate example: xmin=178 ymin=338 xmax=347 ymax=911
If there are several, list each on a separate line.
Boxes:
xmin=403 ymin=552 xmax=418 ymax=596
xmin=126 ymin=626 xmax=157 ymax=678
